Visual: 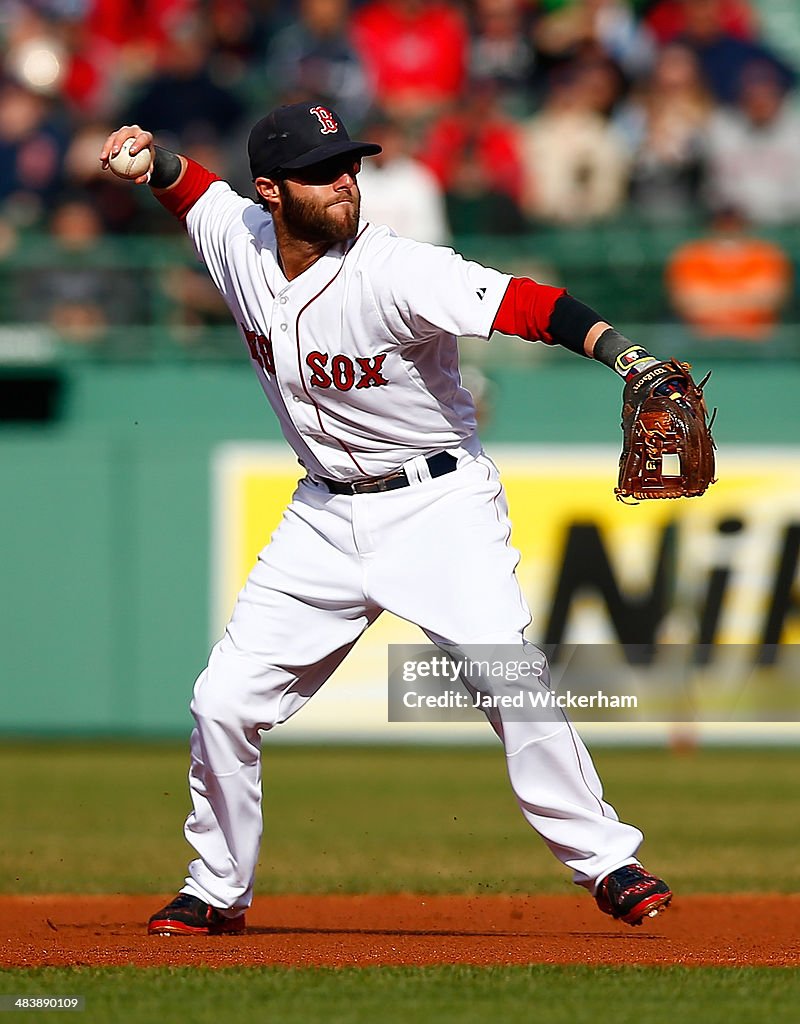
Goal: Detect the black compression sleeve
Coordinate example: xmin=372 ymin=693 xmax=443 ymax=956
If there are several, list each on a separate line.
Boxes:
xmin=547 ymin=294 xmax=603 ymax=355
xmin=149 ymin=146 xmax=183 ymax=190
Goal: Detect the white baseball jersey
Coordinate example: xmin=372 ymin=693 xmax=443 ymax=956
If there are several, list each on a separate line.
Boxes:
xmin=185 ymin=180 xmax=511 ymax=480
xmin=160 ymin=167 xmax=644 ymax=918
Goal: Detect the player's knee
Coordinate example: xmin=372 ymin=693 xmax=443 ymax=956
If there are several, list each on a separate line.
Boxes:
xmin=190 ymin=664 xmax=284 ymax=734
xmin=190 ymin=673 xmax=243 ymax=730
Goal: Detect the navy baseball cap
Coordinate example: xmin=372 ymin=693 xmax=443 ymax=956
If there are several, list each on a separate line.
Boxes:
xmin=248 ymin=103 xmax=382 ymax=180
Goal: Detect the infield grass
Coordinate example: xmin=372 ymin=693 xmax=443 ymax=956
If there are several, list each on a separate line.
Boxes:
xmin=0 ymin=966 xmax=798 ymax=1024
xmin=0 ymin=742 xmax=797 ymax=895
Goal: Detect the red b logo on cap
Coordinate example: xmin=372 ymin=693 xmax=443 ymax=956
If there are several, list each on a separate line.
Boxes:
xmin=310 ymin=106 xmax=338 ymax=135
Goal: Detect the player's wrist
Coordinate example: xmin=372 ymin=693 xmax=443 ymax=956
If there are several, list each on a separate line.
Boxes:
xmin=593 ymin=328 xmax=662 ymax=382
xmin=150 ymin=146 xmax=184 ymax=190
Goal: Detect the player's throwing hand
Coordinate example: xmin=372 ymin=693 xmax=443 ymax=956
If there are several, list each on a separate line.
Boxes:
xmin=99 ymin=125 xmax=155 ymax=185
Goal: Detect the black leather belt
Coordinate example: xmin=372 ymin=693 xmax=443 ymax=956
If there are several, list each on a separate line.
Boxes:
xmin=321 ymin=451 xmax=458 ymax=495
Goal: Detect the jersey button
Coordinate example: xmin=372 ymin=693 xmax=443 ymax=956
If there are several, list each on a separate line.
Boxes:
xmin=292 ymin=395 xmax=300 ymax=403
xmin=280 ymin=323 xmax=288 ymax=331
xmin=280 ymin=297 xmax=288 ymax=305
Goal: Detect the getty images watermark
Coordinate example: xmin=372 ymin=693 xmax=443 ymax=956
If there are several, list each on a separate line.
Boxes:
xmin=398 ymin=652 xmax=636 ymax=713
xmin=387 ymin=644 xmax=800 ymax=723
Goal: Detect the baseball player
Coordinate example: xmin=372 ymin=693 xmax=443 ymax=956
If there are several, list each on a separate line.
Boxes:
xmin=100 ymin=102 xmax=673 ymax=937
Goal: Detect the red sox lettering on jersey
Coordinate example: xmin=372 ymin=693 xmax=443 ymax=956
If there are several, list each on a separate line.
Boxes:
xmin=243 ymin=325 xmax=390 ymax=391
xmin=306 ymin=352 xmax=389 ymax=391
xmin=242 ymin=325 xmax=274 ymax=375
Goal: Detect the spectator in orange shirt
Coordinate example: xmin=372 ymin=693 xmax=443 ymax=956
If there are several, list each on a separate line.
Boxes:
xmin=665 ymin=205 xmax=792 ymax=340
xmin=350 ymin=0 xmax=468 ymax=121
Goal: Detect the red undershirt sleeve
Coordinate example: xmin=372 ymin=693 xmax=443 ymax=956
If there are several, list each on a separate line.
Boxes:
xmin=491 ymin=277 xmax=567 ymax=344
xmin=154 ymin=158 xmax=222 ymax=221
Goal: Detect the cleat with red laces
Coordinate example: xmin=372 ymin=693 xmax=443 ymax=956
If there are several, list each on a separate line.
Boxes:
xmin=595 ymin=864 xmax=672 ymax=926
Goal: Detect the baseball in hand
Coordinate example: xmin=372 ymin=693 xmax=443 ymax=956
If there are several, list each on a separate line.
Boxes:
xmin=108 ymin=138 xmax=152 ymax=180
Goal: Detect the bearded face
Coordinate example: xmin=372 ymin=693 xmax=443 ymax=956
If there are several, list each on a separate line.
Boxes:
xmin=276 ymin=157 xmax=362 ymax=244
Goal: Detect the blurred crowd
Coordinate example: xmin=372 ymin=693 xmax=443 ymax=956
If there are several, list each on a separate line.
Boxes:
xmin=0 ymin=0 xmax=798 ymax=343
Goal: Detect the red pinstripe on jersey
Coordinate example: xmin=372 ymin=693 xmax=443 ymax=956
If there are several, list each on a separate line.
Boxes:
xmin=294 ymin=224 xmax=371 ymax=477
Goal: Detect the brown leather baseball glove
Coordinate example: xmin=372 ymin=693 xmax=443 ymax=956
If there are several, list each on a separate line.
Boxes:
xmin=616 ymin=359 xmax=716 ymax=501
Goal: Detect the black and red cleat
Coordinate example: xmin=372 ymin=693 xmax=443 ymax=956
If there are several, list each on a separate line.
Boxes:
xmin=595 ymin=864 xmax=672 ymax=926
xmin=147 ymin=894 xmax=246 ymax=936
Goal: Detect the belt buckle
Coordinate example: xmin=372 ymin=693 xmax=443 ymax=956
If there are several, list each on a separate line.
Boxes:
xmin=371 ymin=468 xmax=405 ymax=492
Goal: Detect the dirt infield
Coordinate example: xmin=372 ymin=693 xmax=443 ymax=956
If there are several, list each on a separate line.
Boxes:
xmin=1 ymin=894 xmax=798 ymax=969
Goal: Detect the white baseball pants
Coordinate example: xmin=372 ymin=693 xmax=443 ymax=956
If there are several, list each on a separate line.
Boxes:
xmin=180 ymin=449 xmax=642 ymax=912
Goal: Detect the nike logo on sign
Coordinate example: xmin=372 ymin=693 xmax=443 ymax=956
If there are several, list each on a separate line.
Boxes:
xmin=476 ymin=288 xmax=486 ymax=300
